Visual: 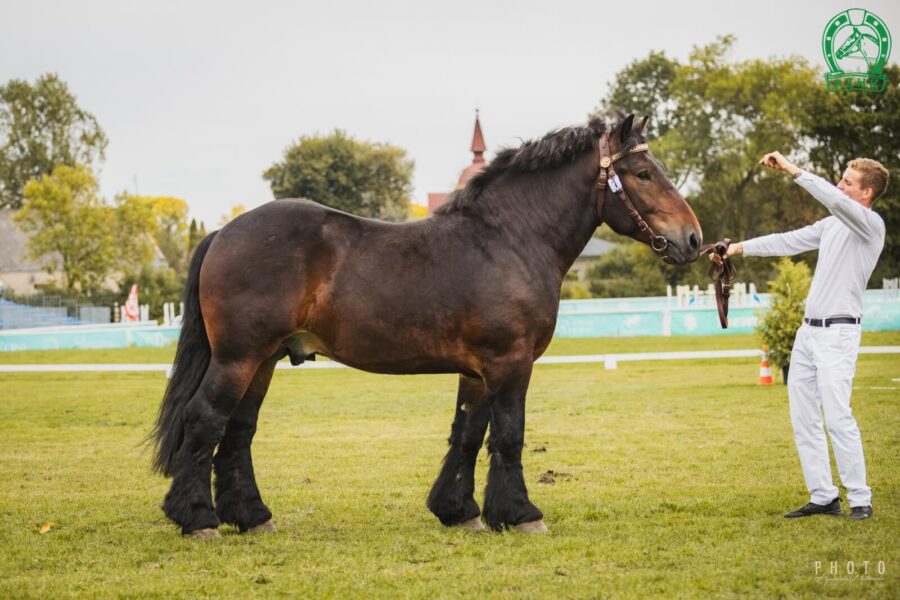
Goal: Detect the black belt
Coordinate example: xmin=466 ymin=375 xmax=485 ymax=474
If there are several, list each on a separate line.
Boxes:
xmin=804 ymin=317 xmax=861 ymax=327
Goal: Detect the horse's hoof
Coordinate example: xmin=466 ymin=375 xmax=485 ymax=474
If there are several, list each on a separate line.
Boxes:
xmin=455 ymin=517 xmax=485 ymax=531
xmin=515 ymin=519 xmax=549 ymax=534
xmin=246 ymin=520 xmax=277 ymax=534
xmin=183 ymin=528 xmax=220 ymax=540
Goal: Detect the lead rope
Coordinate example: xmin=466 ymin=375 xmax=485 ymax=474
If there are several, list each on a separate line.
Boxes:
xmin=699 ymin=239 xmax=735 ymax=329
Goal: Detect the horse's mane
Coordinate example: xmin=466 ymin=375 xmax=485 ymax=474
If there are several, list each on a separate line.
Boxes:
xmin=435 ymin=117 xmax=608 ymax=215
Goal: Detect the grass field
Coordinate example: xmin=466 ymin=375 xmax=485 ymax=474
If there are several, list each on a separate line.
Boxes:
xmin=1 ymin=334 xmax=898 ymax=598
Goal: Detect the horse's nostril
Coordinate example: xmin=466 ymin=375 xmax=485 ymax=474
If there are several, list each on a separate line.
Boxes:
xmin=689 ymin=232 xmax=699 ymax=250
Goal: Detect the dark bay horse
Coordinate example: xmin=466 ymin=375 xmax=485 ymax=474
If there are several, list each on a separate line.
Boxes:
xmin=151 ymin=113 xmax=702 ymax=538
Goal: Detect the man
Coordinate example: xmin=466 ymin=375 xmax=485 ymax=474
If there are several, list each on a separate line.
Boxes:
xmin=713 ymin=152 xmax=888 ymax=520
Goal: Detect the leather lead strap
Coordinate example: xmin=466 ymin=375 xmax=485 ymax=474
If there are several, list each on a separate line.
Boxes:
xmin=699 ymin=239 xmax=736 ymax=329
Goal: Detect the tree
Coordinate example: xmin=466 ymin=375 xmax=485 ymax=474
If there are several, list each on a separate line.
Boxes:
xmin=219 ymin=203 xmax=246 ymax=227
xmin=598 ymin=50 xmax=679 ymax=140
xmin=115 ymin=195 xmax=191 ymax=276
xmin=113 ymin=192 xmax=157 ymax=270
xmin=148 ymin=196 xmax=191 ymax=276
xmin=586 ymin=241 xmax=669 ymax=298
xmin=263 ymin=130 xmax=413 ymax=221
xmin=0 ymin=73 xmax=107 ymax=209
xmin=592 ymin=36 xmax=883 ymax=291
xmin=187 ymin=218 xmax=209 ymax=257
xmin=802 ymin=64 xmax=900 ymax=282
xmin=13 ymin=165 xmax=155 ymax=294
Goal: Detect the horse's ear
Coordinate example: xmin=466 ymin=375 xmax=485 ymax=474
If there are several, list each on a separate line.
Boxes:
xmin=620 ymin=113 xmax=635 ymax=143
xmin=637 ymin=115 xmax=650 ymax=134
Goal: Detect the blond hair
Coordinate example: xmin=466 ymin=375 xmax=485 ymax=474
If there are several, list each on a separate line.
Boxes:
xmin=848 ymin=158 xmax=890 ymax=201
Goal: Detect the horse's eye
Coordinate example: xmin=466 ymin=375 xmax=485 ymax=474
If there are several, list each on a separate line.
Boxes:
xmin=637 ymin=171 xmax=651 ymax=181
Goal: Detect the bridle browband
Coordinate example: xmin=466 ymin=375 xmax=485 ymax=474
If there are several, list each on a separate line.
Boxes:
xmin=595 ymin=131 xmax=673 ymax=264
xmin=595 ymin=130 xmax=736 ymax=328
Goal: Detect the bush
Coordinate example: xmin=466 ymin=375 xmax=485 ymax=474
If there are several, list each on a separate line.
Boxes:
xmin=586 ymin=244 xmax=668 ymax=298
xmin=561 ymin=282 xmax=591 ymax=299
xmin=757 ymin=257 xmax=811 ymax=378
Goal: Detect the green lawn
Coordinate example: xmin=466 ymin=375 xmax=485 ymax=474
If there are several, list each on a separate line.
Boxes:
xmin=0 ymin=338 xmax=898 ymax=598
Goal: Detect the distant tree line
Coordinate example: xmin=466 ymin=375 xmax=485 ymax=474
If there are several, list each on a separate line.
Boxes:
xmin=1 ymin=74 xmax=416 ymax=319
xmin=581 ymin=35 xmax=898 ymax=297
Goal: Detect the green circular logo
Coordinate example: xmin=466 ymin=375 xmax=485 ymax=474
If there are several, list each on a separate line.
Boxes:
xmin=823 ymin=8 xmax=892 ymax=92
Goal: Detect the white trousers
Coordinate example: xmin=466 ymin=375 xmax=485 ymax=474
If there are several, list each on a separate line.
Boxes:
xmin=788 ymin=323 xmax=871 ymax=507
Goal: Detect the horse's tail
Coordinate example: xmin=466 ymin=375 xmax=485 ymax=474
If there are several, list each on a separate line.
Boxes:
xmin=150 ymin=231 xmax=218 ymax=476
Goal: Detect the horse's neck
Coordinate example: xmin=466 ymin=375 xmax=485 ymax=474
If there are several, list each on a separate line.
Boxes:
xmin=476 ymin=159 xmax=599 ymax=279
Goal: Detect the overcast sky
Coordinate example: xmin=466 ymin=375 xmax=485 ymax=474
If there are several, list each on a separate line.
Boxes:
xmin=2 ymin=0 xmax=898 ymax=226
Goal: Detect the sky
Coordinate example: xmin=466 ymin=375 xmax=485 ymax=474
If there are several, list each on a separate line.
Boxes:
xmin=2 ymin=0 xmax=898 ymax=226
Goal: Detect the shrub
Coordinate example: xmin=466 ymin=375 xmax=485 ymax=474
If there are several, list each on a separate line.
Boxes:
xmin=757 ymin=257 xmax=811 ymax=379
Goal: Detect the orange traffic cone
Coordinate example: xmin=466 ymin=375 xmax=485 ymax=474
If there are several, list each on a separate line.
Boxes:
xmin=758 ymin=346 xmax=773 ymax=385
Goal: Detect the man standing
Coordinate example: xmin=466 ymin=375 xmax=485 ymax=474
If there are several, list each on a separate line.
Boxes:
xmin=714 ymin=152 xmax=888 ymax=520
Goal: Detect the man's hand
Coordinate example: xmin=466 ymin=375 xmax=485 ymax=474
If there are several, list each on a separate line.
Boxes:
xmin=708 ymin=242 xmax=742 ymax=266
xmin=759 ymin=151 xmax=801 ymax=177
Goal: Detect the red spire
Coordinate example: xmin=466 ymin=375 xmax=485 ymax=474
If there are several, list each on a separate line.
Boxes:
xmin=470 ymin=108 xmax=485 ymax=162
xmin=456 ymin=109 xmax=488 ymax=190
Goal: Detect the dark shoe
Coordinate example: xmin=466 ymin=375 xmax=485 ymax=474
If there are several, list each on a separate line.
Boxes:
xmin=784 ymin=497 xmax=842 ymax=518
xmin=847 ymin=506 xmax=873 ymax=520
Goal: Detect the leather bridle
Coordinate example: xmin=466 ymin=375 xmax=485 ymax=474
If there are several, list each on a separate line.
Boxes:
xmin=596 ymin=131 xmax=673 ymax=264
xmin=595 ymin=130 xmax=736 ymax=328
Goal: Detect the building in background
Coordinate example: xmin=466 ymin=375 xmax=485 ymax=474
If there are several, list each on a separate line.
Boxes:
xmin=427 ymin=110 xmax=487 ymax=214
xmin=0 ymin=209 xmax=62 ymax=294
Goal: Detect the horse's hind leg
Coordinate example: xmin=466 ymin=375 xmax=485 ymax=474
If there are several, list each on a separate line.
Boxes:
xmin=213 ymin=357 xmax=278 ymax=533
xmin=163 ymin=358 xmax=259 ymax=537
xmin=427 ymin=375 xmax=491 ymax=528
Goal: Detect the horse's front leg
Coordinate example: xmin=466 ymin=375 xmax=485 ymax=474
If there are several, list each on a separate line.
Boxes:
xmin=482 ymin=361 xmax=546 ymax=532
xmin=427 ymin=374 xmax=491 ymax=529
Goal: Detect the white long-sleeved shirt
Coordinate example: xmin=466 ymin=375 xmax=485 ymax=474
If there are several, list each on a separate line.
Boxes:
xmin=741 ymin=170 xmax=885 ymax=319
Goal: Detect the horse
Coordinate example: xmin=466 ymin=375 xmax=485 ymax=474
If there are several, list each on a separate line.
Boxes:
xmin=150 ymin=112 xmax=703 ymax=538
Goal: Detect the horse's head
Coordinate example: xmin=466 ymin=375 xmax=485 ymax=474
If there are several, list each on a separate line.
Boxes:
xmin=599 ymin=113 xmax=702 ymax=265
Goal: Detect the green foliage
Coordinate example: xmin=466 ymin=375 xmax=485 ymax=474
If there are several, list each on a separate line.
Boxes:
xmin=0 ymin=73 xmax=107 ymax=209
xmin=594 ymin=36 xmax=899 ymax=290
xmin=13 ymin=165 xmax=155 ymax=294
xmin=757 ymin=257 xmax=812 ymax=373
xmin=560 ymin=281 xmax=591 ymax=299
xmin=112 ymin=193 xmax=157 ymax=268
xmin=599 ymin=50 xmax=678 ymax=139
xmin=803 ymin=64 xmax=900 ymax=282
xmin=118 ymin=264 xmax=184 ymax=320
xmin=586 ymin=242 xmax=669 ymax=298
xmin=187 ymin=218 xmax=209 ymax=257
xmin=218 ymin=203 xmax=246 ymax=227
xmin=263 ymin=130 xmax=413 ymax=221
xmin=113 ymin=195 xmax=193 ymax=277
xmin=147 ymin=196 xmax=191 ymax=276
